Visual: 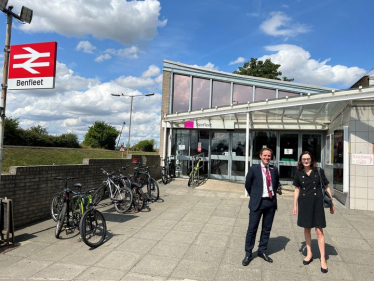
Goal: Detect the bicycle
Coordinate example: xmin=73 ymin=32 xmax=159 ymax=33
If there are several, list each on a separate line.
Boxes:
xmin=79 ymin=201 xmax=107 ymax=248
xmin=51 ymin=177 xmax=78 ymax=222
xmin=119 ymin=166 xmax=145 ymax=212
xmin=161 ymin=157 xmax=174 ymax=185
xmin=133 ymin=164 xmax=160 ymax=203
xmin=54 ymin=178 xmax=106 ymax=247
xmin=92 ymin=168 xmax=133 ymax=213
xmin=188 ymin=154 xmax=204 ymax=187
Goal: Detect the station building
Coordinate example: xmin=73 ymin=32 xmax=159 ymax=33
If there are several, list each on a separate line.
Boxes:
xmin=160 ymin=60 xmax=374 ymax=211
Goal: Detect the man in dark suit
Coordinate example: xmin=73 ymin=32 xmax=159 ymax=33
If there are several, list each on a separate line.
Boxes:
xmin=242 ymin=147 xmax=279 ymax=266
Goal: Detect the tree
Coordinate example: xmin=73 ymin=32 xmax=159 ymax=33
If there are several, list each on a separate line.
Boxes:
xmin=83 ymin=121 xmax=119 ymax=150
xmin=29 ymin=125 xmax=48 ymax=135
xmin=131 ymin=139 xmax=155 ymax=152
xmin=233 ymin=58 xmax=294 ymax=82
xmin=4 ymin=117 xmax=23 ymax=145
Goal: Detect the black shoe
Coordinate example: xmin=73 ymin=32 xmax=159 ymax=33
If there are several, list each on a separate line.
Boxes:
xmin=303 ymin=257 xmax=313 ymax=265
xmin=321 ymin=267 xmax=328 ymax=273
xmin=258 ymin=253 xmax=273 ymax=263
xmin=242 ymin=255 xmax=252 ymax=266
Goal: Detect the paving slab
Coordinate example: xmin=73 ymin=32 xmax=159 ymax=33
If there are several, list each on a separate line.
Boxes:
xmin=1 ymin=178 xmax=373 ymax=280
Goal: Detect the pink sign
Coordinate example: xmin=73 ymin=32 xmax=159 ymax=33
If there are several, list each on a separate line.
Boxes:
xmin=184 ymin=121 xmax=194 ymax=128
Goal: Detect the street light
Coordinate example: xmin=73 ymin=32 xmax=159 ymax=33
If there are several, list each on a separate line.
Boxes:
xmin=116 ymin=121 xmax=126 ymax=150
xmin=111 ymin=93 xmax=154 ymax=154
xmin=0 ymin=1 xmax=33 ymax=180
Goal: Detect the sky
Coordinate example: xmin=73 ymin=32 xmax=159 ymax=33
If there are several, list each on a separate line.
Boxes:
xmin=0 ymin=0 xmax=373 ymax=148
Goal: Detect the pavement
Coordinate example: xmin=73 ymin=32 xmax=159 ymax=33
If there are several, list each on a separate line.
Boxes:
xmin=1 ymin=178 xmax=374 ymax=281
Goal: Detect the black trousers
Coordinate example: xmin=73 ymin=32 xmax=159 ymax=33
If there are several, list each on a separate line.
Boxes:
xmin=245 ymin=198 xmax=276 ymax=256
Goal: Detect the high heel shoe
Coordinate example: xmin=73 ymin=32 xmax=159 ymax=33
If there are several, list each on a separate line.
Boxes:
xmin=320 ymin=261 xmax=328 ymax=273
xmin=303 ymin=257 xmax=313 ymax=265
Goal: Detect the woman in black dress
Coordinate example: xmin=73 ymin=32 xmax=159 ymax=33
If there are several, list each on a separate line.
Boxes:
xmin=292 ymin=151 xmax=335 ymax=273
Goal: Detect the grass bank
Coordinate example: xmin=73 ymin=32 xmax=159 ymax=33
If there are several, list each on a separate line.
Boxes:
xmin=2 ymin=146 xmax=158 ymax=173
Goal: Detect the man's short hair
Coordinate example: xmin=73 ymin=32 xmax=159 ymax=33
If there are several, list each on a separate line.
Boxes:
xmin=260 ymin=147 xmax=273 ymax=156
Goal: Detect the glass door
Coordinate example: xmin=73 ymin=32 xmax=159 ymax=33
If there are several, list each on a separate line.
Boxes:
xmin=210 ymin=132 xmax=230 ymax=180
xmin=231 ymin=132 xmax=248 ymax=181
xmin=278 ymin=133 xmax=299 ymax=182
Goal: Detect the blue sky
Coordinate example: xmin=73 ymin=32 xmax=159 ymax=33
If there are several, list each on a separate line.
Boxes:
xmin=1 ymin=0 xmax=373 ymax=147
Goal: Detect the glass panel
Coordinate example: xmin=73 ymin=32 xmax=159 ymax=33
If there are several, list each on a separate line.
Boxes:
xmin=192 ymin=77 xmax=210 ymax=111
xmin=211 ymin=159 xmax=228 ymax=175
xmin=279 ymin=166 xmax=297 ymax=181
xmin=333 ymin=130 xmax=344 ymax=192
xmin=211 ymin=132 xmax=229 ymax=155
xmin=233 ymin=84 xmax=253 ymax=104
xmin=302 ymin=134 xmax=322 ymax=162
xmin=232 ymin=161 xmax=245 ymax=177
xmin=172 ymin=129 xmax=190 ymax=157
xmin=190 ymin=130 xmax=209 ymax=156
xmin=232 ymin=132 xmax=247 ymax=156
xmin=278 ymin=90 xmax=300 ymax=99
xmin=254 ymin=87 xmax=276 ymax=102
xmin=212 ymin=80 xmax=230 ymax=107
xmin=253 ymin=131 xmax=277 ymax=160
xmin=280 ymin=133 xmax=298 ymax=161
xmin=172 ymin=74 xmax=190 ymax=113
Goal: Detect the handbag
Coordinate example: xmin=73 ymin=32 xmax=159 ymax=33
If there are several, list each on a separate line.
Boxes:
xmin=317 ymin=168 xmax=332 ymax=208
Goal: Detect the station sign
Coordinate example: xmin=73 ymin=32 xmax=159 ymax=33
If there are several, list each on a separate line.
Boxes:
xmin=8 ymin=42 xmax=57 ymax=90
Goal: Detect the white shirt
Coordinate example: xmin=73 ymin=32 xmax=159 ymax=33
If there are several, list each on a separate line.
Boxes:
xmin=260 ymin=163 xmax=274 ymax=198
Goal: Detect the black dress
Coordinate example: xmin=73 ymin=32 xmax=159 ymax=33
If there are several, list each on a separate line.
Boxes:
xmin=293 ymin=168 xmax=329 ymax=228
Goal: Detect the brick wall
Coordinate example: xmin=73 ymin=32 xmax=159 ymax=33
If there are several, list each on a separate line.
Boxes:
xmin=0 ymin=155 xmax=161 ymax=229
xmin=160 ymin=70 xmax=171 ymax=159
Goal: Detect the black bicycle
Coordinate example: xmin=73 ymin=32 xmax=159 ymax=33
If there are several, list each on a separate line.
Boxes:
xmin=54 ymin=179 xmax=106 ymax=247
xmin=161 ymin=157 xmax=175 ymax=185
xmin=133 ymin=164 xmax=160 ymax=202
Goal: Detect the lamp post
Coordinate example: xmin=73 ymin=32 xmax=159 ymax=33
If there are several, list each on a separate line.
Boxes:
xmin=111 ymin=93 xmax=154 ymax=154
xmin=0 ymin=1 xmax=33 ymax=179
xmin=116 ymin=121 xmax=126 ymax=150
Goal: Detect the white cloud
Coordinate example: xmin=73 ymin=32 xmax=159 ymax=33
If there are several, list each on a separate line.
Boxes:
xmin=192 ymin=62 xmax=219 ymax=71
xmin=17 ymin=0 xmax=167 ymax=45
xmin=259 ymin=44 xmax=366 ymax=87
xmin=6 ymin=63 xmax=162 ymax=143
xmin=105 ymin=46 xmax=140 ymax=59
xmin=142 ymin=65 xmax=161 ymax=78
xmin=95 ymin=53 xmax=112 ymax=63
xmin=260 ymin=11 xmax=310 ymax=37
xmin=76 ymin=41 xmax=96 ymax=54
xmin=229 ymin=57 xmax=246 ymax=66
xmin=95 ymin=46 xmax=141 ymax=62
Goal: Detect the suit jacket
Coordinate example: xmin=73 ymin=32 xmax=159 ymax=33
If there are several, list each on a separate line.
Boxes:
xmin=245 ymin=164 xmax=280 ymax=211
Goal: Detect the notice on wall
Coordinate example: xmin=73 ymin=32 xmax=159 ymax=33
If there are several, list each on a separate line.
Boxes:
xmin=284 ymin=149 xmax=293 ymax=155
xmin=178 ymin=145 xmax=185 ymax=150
xmin=351 ymin=154 xmax=374 ymax=165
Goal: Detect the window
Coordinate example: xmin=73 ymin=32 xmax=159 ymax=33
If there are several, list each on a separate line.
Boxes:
xmin=254 ymin=87 xmax=276 ymax=102
xmin=192 ymin=77 xmax=210 ymax=111
xmin=233 ymin=84 xmax=253 ymax=104
xmin=172 ymin=74 xmax=190 ymax=113
xmin=212 ymin=81 xmax=230 ymax=107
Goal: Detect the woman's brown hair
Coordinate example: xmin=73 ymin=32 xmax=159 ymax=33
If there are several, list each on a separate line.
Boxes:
xmin=297 ymin=151 xmax=317 ymax=171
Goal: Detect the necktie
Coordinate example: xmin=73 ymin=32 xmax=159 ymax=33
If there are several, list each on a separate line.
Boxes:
xmin=265 ymin=167 xmax=273 ymax=199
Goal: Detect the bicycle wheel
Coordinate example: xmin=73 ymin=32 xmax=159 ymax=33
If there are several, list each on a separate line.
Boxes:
xmin=51 ymin=192 xmax=64 ymax=222
xmin=114 ymin=185 xmax=133 ymax=213
xmin=132 ymin=187 xmax=145 ymax=212
xmin=161 ymin=168 xmax=167 ymax=184
xmin=55 ymin=202 xmax=67 ymax=238
xmin=80 ymin=209 xmax=106 ymax=248
xmin=149 ymin=178 xmax=159 ymax=201
xmin=92 ymin=184 xmax=106 ymax=205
